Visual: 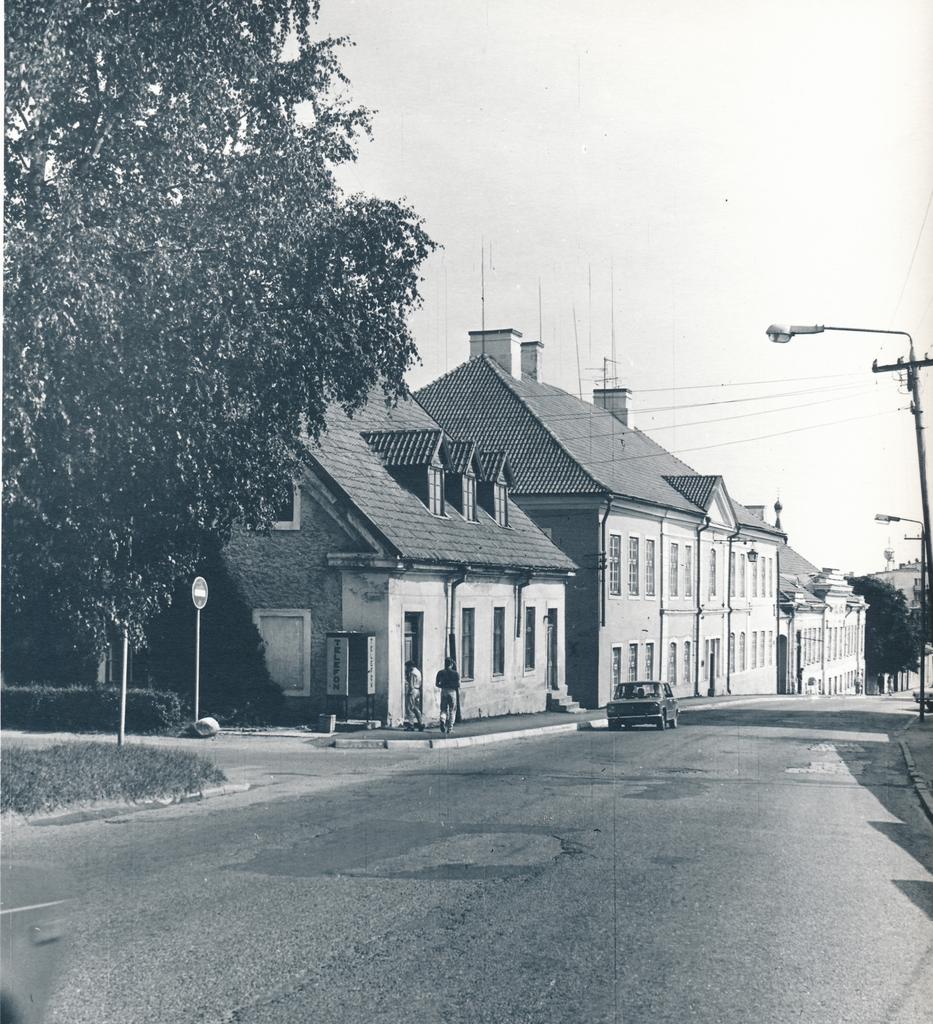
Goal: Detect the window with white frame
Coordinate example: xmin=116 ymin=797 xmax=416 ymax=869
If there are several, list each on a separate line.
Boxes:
xmin=645 ymin=540 xmax=656 ymax=597
xmin=668 ymin=642 xmax=677 ymax=685
xmin=669 ymin=543 xmax=679 ymax=596
xmin=768 ymin=630 xmax=773 ymax=665
xmin=730 ymin=552 xmax=736 ymax=598
xmin=767 ymin=557 xmax=773 ymax=596
xmin=645 ymin=642 xmax=655 ymax=679
xmin=739 ymin=632 xmax=746 ymax=671
xmin=272 ymin=482 xmax=301 ymax=531
xmin=684 ymin=545 xmax=693 ymax=597
xmin=729 ymin=632 xmax=735 ymax=672
xmin=759 ymin=631 xmax=765 ymax=667
xmin=428 ymin=466 xmax=444 ymax=516
xmin=524 ymin=606 xmax=536 ymax=672
xmin=709 ymin=548 xmax=717 ymax=598
xmin=609 ymin=534 xmax=622 ymax=596
xmin=611 ymin=645 xmax=622 ymax=689
xmin=752 ymin=559 xmax=758 ymax=598
xmin=628 ymin=643 xmax=639 ymax=681
xmin=628 ymin=537 xmax=640 ymax=596
xmin=494 ymin=483 xmax=508 ymax=527
xmin=462 ymin=475 xmax=477 ymax=521
xmin=683 ymin=640 xmax=692 ymax=685
xmin=461 ymin=608 xmax=475 ymax=679
xmin=492 ymin=606 xmax=506 ymax=675
xmin=739 ymin=554 xmax=746 ymax=597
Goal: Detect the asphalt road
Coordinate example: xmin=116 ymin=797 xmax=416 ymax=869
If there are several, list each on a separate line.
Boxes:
xmin=4 ymin=698 xmax=931 ymax=1024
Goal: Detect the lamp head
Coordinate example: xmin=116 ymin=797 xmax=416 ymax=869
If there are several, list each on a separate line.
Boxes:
xmin=766 ymin=323 xmax=825 ymax=344
xmin=874 ymin=514 xmax=896 ymax=523
xmin=747 ymin=547 xmax=759 ymax=564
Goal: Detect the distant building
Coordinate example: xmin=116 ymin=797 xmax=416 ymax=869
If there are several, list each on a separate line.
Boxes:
xmin=223 ymin=388 xmax=575 ymax=724
xmin=868 ymin=558 xmax=931 ymax=694
xmin=777 ymin=543 xmax=867 ymax=695
xmin=417 ymin=328 xmax=786 ymax=707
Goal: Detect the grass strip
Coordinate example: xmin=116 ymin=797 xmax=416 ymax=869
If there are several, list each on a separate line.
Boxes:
xmin=1 ymin=741 xmax=227 ymax=815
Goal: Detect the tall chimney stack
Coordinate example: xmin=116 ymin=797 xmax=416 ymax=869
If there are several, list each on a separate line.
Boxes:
xmin=520 ymin=340 xmax=543 ymax=382
xmin=593 ymin=387 xmax=635 ymax=429
xmin=469 ymin=328 xmax=523 ymax=378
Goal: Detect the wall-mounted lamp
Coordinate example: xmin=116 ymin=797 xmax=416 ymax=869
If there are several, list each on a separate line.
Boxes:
xmin=747 ymin=548 xmax=759 ymax=564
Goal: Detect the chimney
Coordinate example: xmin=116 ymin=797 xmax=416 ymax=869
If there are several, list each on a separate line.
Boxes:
xmin=746 ymin=505 xmax=766 ymax=520
xmin=469 ymin=328 xmax=523 ymax=378
xmin=593 ymin=387 xmax=635 ymax=429
xmin=520 ymin=340 xmax=543 ymax=382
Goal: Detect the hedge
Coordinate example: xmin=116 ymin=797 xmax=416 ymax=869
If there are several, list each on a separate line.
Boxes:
xmin=1 ymin=686 xmax=184 ymax=734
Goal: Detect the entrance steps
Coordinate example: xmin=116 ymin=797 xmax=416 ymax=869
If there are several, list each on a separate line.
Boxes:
xmin=547 ymin=688 xmax=584 ymax=713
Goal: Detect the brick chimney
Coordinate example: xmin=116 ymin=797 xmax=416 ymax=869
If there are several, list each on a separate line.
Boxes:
xmin=593 ymin=387 xmax=635 ymax=429
xmin=520 ymin=340 xmax=543 ymax=382
xmin=469 ymin=328 xmax=522 ymax=378
xmin=746 ymin=505 xmax=767 ymax=520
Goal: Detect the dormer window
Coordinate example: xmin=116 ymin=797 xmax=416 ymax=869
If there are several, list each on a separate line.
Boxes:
xmin=463 ymin=474 xmax=477 ymax=521
xmin=494 ymin=483 xmax=508 ymax=527
xmin=428 ymin=466 xmax=445 ymax=516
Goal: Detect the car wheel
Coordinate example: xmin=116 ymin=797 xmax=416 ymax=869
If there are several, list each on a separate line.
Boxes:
xmin=608 ymin=719 xmax=622 ymax=731
xmin=657 ymin=711 xmax=666 ymax=731
xmin=669 ymin=710 xmax=678 ymax=729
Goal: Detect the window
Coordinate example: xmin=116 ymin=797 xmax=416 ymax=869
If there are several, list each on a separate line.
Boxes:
xmin=683 ymin=640 xmax=692 ymax=685
xmin=738 ymin=554 xmax=746 ymax=597
xmin=767 ymin=558 xmax=773 ymax=596
xmin=628 ymin=643 xmax=639 ymax=681
xmin=611 ymin=645 xmax=623 ymax=688
xmin=729 ymin=632 xmax=736 ymax=672
xmin=492 ymin=606 xmax=505 ymax=675
xmin=668 ymin=642 xmax=677 ymax=685
xmin=609 ymin=535 xmax=622 ymax=596
xmin=645 ymin=540 xmax=656 ymax=597
xmin=739 ymin=632 xmax=746 ymax=671
xmin=684 ymin=546 xmax=693 ymax=598
xmin=461 ymin=608 xmax=475 ymax=679
xmin=759 ymin=558 xmax=765 ymax=597
xmin=669 ymin=543 xmax=679 ymax=597
xmin=709 ymin=548 xmax=717 ymax=598
xmin=752 ymin=558 xmax=758 ymax=598
xmin=759 ymin=632 xmax=765 ymax=668
xmin=462 ymin=475 xmax=477 ymax=521
xmin=494 ymin=483 xmax=509 ymax=527
xmin=768 ymin=630 xmax=773 ymax=666
xmin=751 ymin=631 xmax=757 ymax=669
xmin=628 ymin=537 xmax=640 ymax=596
xmin=272 ymin=482 xmax=300 ymax=531
xmin=730 ymin=552 xmax=736 ymax=597
xmin=524 ymin=606 xmax=536 ymax=671
xmin=428 ymin=466 xmax=444 ymax=516
xmin=645 ymin=642 xmax=655 ymax=679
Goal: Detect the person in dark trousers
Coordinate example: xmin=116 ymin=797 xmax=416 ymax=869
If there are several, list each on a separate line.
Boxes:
xmin=435 ymin=657 xmax=460 ymax=735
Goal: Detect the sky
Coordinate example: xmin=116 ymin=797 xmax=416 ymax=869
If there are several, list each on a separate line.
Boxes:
xmin=312 ymin=0 xmax=933 ymax=575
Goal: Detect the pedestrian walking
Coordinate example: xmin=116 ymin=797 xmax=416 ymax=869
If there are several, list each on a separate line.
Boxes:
xmin=435 ymin=657 xmax=460 ymax=735
xmin=404 ymin=660 xmax=424 ymax=731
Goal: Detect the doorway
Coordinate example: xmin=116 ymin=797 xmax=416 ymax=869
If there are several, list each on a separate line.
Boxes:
xmin=545 ymin=609 xmax=559 ymax=689
xmin=403 ymin=612 xmax=423 ymax=670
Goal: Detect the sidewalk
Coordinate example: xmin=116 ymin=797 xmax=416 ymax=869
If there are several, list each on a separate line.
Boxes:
xmin=901 ymin=713 xmax=933 ymax=825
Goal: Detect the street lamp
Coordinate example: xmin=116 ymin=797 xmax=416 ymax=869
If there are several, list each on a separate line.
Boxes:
xmin=766 ymin=321 xmax=933 ymax=692
xmin=876 ymin=513 xmax=927 ymax=721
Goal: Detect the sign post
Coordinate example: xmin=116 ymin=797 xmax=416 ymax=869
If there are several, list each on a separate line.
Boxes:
xmin=191 ymin=577 xmax=209 ymax=720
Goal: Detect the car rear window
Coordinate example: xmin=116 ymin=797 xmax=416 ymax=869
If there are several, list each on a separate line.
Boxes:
xmin=613 ymin=682 xmax=661 ymax=699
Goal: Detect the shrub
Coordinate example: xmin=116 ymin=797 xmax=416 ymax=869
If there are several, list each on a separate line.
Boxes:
xmin=0 ymin=686 xmax=183 ymax=734
xmin=1 ymin=741 xmax=227 ymax=815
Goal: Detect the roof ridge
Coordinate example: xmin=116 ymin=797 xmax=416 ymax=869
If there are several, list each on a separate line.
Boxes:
xmin=478 ymin=357 xmax=611 ymax=494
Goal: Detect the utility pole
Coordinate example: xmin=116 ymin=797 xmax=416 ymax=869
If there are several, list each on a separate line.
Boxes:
xmin=873 ymin=349 xmax=933 ymax=655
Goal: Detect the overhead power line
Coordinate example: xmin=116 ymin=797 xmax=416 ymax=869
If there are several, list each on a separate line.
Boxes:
xmin=581 ymin=370 xmax=865 ymax=393
xmin=891 ymin=185 xmax=933 ymax=326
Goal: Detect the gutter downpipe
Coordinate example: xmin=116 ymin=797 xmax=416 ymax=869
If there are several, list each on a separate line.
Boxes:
xmin=515 ymin=574 xmax=532 ymax=638
xmin=694 ymin=515 xmax=711 ymax=697
xmin=599 ymin=498 xmax=612 ymax=628
xmin=725 ymin=522 xmax=742 ymax=695
xmin=447 ymin=567 xmax=469 ymax=664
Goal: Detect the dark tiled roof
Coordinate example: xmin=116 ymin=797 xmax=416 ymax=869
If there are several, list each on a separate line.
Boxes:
xmin=663 ymin=475 xmax=721 ymax=510
xmin=477 ymin=450 xmax=512 ymax=484
xmin=417 ymin=357 xmax=784 ymax=538
xmin=779 ymin=543 xmax=820 ymax=580
xmin=362 ymin=428 xmax=442 ymax=466
xmin=309 ymin=389 xmax=575 ymax=573
xmin=445 ymin=439 xmax=476 ymax=475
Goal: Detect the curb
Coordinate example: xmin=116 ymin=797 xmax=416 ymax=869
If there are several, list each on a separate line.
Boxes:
xmin=333 ymin=718 xmax=607 ymax=750
xmin=899 ymin=738 xmax=933 ymax=827
xmin=10 ymin=782 xmax=252 ymax=827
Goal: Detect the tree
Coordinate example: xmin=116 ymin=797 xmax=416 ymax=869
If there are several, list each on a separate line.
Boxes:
xmin=847 ymin=576 xmax=921 ymax=678
xmin=4 ymin=1 xmax=434 ymax=652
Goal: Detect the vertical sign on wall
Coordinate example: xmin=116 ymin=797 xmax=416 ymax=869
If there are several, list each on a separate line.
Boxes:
xmin=325 ymin=635 xmax=350 ymax=696
xmin=366 ymin=635 xmax=376 ymax=695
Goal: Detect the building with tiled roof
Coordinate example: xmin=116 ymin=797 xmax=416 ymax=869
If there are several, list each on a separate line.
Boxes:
xmin=417 ymin=328 xmax=788 ymax=707
xmin=223 ymin=387 xmax=576 ymax=724
xmin=776 ymin=543 xmax=868 ymax=695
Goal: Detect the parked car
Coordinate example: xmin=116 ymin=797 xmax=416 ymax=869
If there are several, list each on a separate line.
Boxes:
xmin=912 ymin=690 xmax=933 ymax=712
xmin=607 ymin=681 xmax=679 ymax=731
xmin=0 ymin=862 xmax=71 ymax=1024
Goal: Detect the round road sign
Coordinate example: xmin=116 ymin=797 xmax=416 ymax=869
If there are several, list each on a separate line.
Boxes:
xmin=192 ymin=576 xmax=209 ymax=610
